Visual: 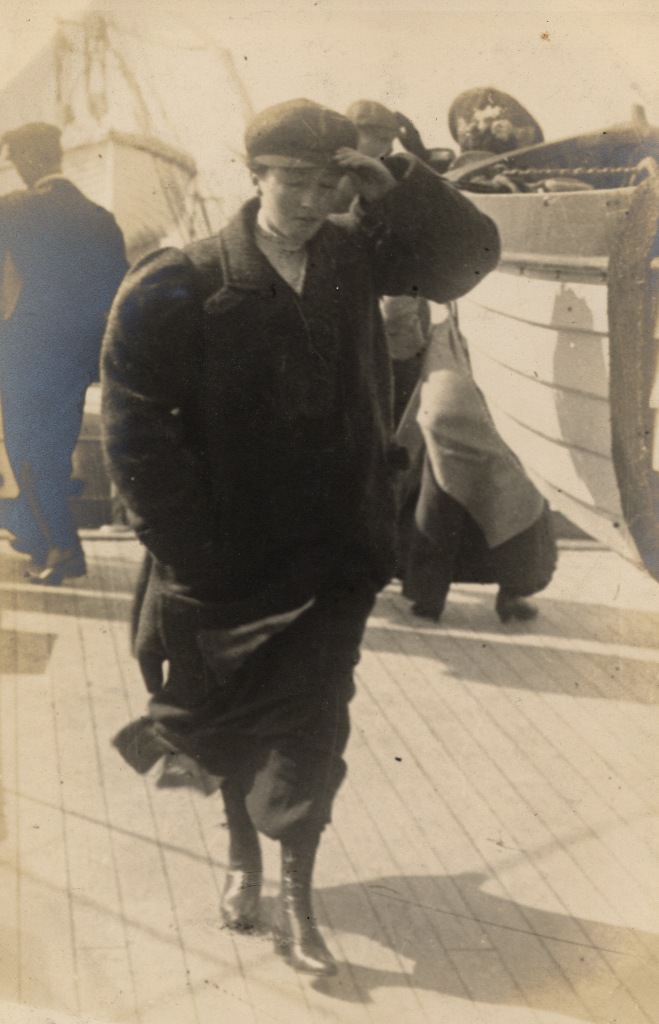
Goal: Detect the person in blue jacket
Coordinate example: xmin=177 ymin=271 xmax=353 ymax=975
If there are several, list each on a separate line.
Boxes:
xmin=0 ymin=122 xmax=127 ymax=583
xmin=101 ymin=98 xmax=499 ymax=976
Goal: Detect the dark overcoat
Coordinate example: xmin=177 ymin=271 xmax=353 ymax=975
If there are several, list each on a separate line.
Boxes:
xmin=0 ymin=175 xmax=127 ymax=556
xmin=0 ymin=176 xmax=127 ymax=387
xmin=100 ymin=156 xmax=499 ymax=830
xmin=102 ymin=155 xmax=499 ymax=616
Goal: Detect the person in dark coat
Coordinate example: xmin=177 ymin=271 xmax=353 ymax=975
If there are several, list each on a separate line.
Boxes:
xmin=0 ymin=122 xmax=128 ymax=583
xmin=396 ymin=90 xmax=556 ymax=624
xmin=101 ymin=97 xmax=499 ymax=976
xmin=397 ymin=310 xmax=557 ymax=623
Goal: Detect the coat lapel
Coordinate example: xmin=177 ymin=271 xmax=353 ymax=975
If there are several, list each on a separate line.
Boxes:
xmin=201 ymin=198 xmax=286 ymax=316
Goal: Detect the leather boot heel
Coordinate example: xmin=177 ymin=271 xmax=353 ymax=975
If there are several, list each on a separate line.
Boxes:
xmin=496 ymin=590 xmax=539 ymax=623
xmin=272 ymin=898 xmax=337 ymax=975
xmin=274 ymin=836 xmax=337 ymax=976
xmin=221 ymin=869 xmax=262 ymax=930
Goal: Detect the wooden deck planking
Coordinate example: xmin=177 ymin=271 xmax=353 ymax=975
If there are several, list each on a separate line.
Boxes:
xmin=1 ymin=534 xmax=658 ymax=1024
xmin=413 ymin=606 xmax=656 ymax=906
xmin=82 ymin=556 xmax=218 ymax=1024
xmin=358 ymin=627 xmax=595 ymax=1021
xmin=9 ymin=580 xmax=80 ymax=1016
xmin=341 ymin=745 xmax=527 ymax=1018
xmin=362 ymin=590 xmax=658 ymax=1021
xmin=393 ymin=599 xmax=657 ymax=926
xmin=66 ymin=587 xmax=148 ymax=1024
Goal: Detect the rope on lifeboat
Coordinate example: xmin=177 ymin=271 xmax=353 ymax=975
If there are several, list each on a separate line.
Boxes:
xmin=503 ymin=166 xmax=642 ymax=182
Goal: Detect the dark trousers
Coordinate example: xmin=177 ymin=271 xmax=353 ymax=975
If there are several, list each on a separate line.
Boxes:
xmin=1 ymin=378 xmax=86 ymax=560
xmin=120 ymin=578 xmax=377 ymax=842
xmin=401 ymin=454 xmax=557 ymax=616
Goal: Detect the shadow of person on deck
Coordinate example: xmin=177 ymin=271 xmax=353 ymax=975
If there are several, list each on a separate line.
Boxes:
xmin=368 ymin=590 xmax=659 ymax=704
xmin=311 ymin=871 xmax=658 ymax=1021
xmin=0 ymin=547 xmax=136 ymax=673
xmin=0 ymin=625 xmax=56 ymax=675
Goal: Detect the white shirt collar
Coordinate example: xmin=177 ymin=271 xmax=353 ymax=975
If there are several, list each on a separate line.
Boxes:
xmin=33 ymin=172 xmax=68 ymax=187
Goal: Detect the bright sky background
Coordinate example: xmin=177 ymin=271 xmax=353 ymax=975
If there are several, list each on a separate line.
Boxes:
xmin=1 ymin=1 xmax=658 ymax=151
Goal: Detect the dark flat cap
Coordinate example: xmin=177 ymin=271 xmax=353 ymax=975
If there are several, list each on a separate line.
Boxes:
xmin=346 ymin=99 xmax=399 ymax=136
xmin=2 ymin=122 xmax=62 ymax=158
xmin=448 ymin=88 xmax=543 ymax=154
xmin=245 ymin=99 xmax=357 ymax=168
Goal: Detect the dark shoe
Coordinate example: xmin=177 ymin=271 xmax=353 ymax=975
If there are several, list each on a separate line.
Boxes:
xmin=27 ymin=548 xmax=87 ymax=586
xmin=220 ymin=784 xmax=263 ymax=931
xmin=273 ymin=837 xmax=337 ymax=976
xmin=221 ymin=869 xmax=263 ymax=931
xmin=496 ymin=591 xmax=538 ymax=623
xmin=272 ymin=896 xmax=337 ymax=976
xmin=411 ymin=602 xmax=441 ymax=623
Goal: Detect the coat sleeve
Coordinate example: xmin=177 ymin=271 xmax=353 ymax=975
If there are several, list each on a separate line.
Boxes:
xmin=100 ymin=247 xmax=221 ymax=595
xmin=78 ymin=210 xmax=129 ymax=382
xmin=347 ymin=153 xmax=500 ymax=302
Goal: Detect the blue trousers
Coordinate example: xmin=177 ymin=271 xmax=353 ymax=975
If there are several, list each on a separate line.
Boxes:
xmin=1 ymin=376 xmax=86 ymax=560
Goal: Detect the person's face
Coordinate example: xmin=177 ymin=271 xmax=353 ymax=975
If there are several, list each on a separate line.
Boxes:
xmin=255 ymin=164 xmax=343 ymax=244
xmin=356 ymin=128 xmax=395 ymax=158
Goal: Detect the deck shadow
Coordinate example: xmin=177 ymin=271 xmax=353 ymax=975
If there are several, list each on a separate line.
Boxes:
xmin=0 ymin=588 xmax=133 ymax=630
xmin=363 ymin=621 xmax=659 ymax=704
xmin=0 ymin=626 xmax=56 ymax=675
xmin=313 ymin=871 xmax=659 ymax=1021
xmin=367 ymin=595 xmax=659 ymax=704
xmin=380 ymin=586 xmax=659 ymax=647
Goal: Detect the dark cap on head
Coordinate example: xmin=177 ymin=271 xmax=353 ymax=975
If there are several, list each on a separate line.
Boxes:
xmin=2 ymin=122 xmax=62 ymax=163
xmin=346 ymin=99 xmax=399 ymax=137
xmin=448 ymin=88 xmax=543 ymax=154
xmin=245 ymin=99 xmax=357 ymax=168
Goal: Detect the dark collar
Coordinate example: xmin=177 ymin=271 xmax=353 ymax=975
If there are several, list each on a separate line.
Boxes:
xmin=33 ymin=173 xmax=68 ymax=187
xmin=218 ymin=197 xmax=279 ymax=293
xmin=218 ymin=197 xmax=336 ymax=294
xmin=197 ymin=197 xmax=341 ymax=318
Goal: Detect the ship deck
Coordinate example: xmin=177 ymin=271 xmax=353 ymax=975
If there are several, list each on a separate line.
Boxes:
xmin=1 ymin=531 xmax=658 ymax=1024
